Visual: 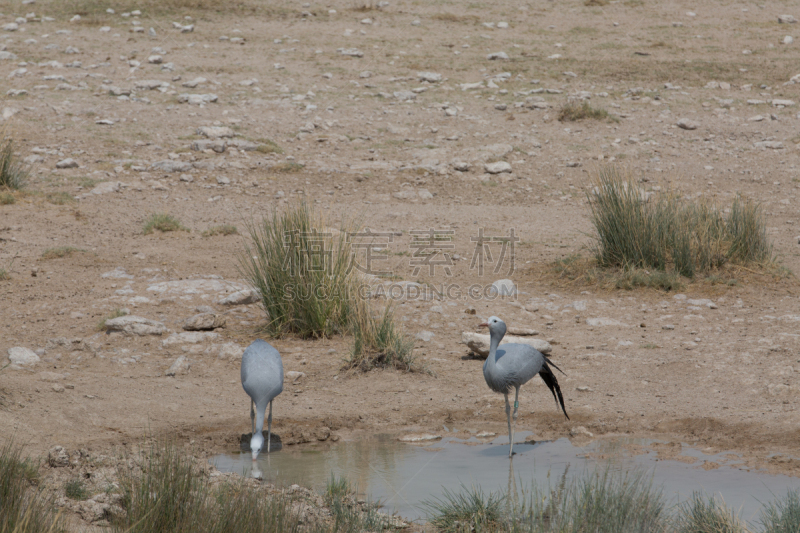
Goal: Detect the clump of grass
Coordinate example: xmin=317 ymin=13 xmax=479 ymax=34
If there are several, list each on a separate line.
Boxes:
xmin=238 ymin=201 xmax=359 ymax=338
xmin=97 ymin=308 xmax=127 ymax=331
xmin=559 ymin=101 xmax=615 ymax=122
xmin=143 ymin=213 xmax=188 ymax=235
xmin=0 ymin=440 xmax=64 ymax=533
xmin=324 ymin=475 xmax=391 ymax=533
xmin=202 ymin=224 xmax=238 ymax=237
xmin=273 ymin=162 xmax=305 ymax=173
xmin=41 ymin=246 xmax=85 ymax=260
xmin=588 ymin=166 xmax=773 ymax=279
xmin=759 ymin=489 xmax=800 ymax=533
xmin=0 ymin=192 xmax=14 ymax=205
xmin=346 ymin=304 xmax=417 ymax=372
xmin=45 ymin=192 xmax=75 ymax=205
xmin=422 ymin=484 xmax=504 ymax=532
xmin=673 ymin=492 xmax=747 ymax=533
xmin=256 ymin=139 xmax=284 ymax=154
xmin=614 ymin=268 xmax=682 ymax=291
xmin=0 ymin=268 xmax=9 ymax=281
xmin=0 ymin=135 xmax=28 ymax=190
xmin=64 ymin=479 xmax=89 ymax=501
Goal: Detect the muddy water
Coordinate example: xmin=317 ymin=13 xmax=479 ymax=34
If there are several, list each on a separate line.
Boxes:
xmin=211 ymin=432 xmax=799 ymax=525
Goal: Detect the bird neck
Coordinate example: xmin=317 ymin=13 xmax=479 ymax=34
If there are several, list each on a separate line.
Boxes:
xmin=487 ymin=327 xmax=503 ymax=367
xmin=254 ymin=400 xmax=268 ymax=434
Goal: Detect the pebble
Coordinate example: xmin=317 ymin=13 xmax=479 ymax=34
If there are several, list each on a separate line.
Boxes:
xmin=418 ymin=71 xmax=442 ymax=83
xmin=476 ymin=431 xmax=497 ymax=438
xmin=586 ymin=317 xmax=627 ymax=327
xmin=56 ymin=158 xmax=79 ymax=169
xmin=398 ymin=434 xmax=442 ymax=442
xmin=178 ymin=93 xmax=218 ymax=104
xmin=6 ymin=347 xmax=40 ymax=369
xmin=104 ymin=315 xmax=167 ymax=336
xmin=484 ymin=161 xmax=512 ymax=174
xmin=182 ymin=77 xmax=206 ymax=88
xmin=48 ymin=446 xmax=70 ymax=467
xmin=338 ymin=48 xmax=364 ymax=57
xmin=570 ymin=426 xmax=594 ymax=438
xmin=165 ymin=355 xmax=191 ymax=376
xmin=183 ymin=313 xmax=226 ymax=331
xmin=416 ymin=330 xmax=435 ymax=342
xmin=162 ymin=331 xmax=220 ymax=346
xmin=150 ymin=160 xmax=192 ymax=172
xmin=453 ymin=161 xmax=470 ymax=172
xmin=286 ymin=370 xmax=307 ymax=383
xmin=507 ymin=326 xmax=539 ymax=336
xmin=218 ymin=289 xmax=260 ymax=306
xmin=778 ymin=15 xmax=797 ymax=24
xmin=487 ymin=51 xmax=509 ymax=60
xmin=677 ymin=118 xmax=699 ymax=130
xmin=489 ymin=278 xmax=517 ymax=296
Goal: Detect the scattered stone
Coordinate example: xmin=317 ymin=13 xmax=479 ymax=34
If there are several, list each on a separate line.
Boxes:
xmin=56 ymin=158 xmax=79 ymax=169
xmin=754 ymin=141 xmax=784 ymax=149
xmin=462 ymin=332 xmax=552 ymax=356
xmin=286 ymin=370 xmax=306 ymax=383
xmin=585 ymin=317 xmax=628 ymax=327
xmin=489 ymin=279 xmax=517 ymax=297
xmin=783 ymin=35 xmax=794 ymax=45
xmin=6 ymin=347 xmax=40 ymax=369
xmin=453 ymin=161 xmax=470 ymax=172
xmin=487 ymin=51 xmax=509 ymax=60
xmin=338 ymin=48 xmax=363 ymax=57
xmin=415 ymin=330 xmax=435 ymax=342
xmin=3 ymin=23 xmax=19 ymax=31
xmin=476 ymin=431 xmax=496 ymax=438
xmin=662 ymin=324 xmax=675 ymax=330
xmin=165 ymin=355 xmax=191 ymax=376
xmin=393 ymin=90 xmax=416 ymax=101
xmin=177 ymin=93 xmax=218 ymax=104
xmin=772 ymin=99 xmax=795 ymax=107
xmin=182 ymin=77 xmax=206 ymax=88
xmin=48 ymin=446 xmax=70 ymax=467
xmin=197 ymin=126 xmax=235 ymax=138
xmin=104 ymin=315 xmax=167 ymax=336
xmin=183 ymin=313 xmax=226 ymax=331
xmin=570 ymin=426 xmax=594 ymax=438
xmin=192 ymin=139 xmax=226 ymax=152
xmin=150 ymin=160 xmax=192 ymax=172
xmin=398 ymin=433 xmax=442 ymax=442
xmin=90 ymin=181 xmax=122 ymax=195
xmin=217 ymin=288 xmax=260 ymax=305
xmin=677 ymin=118 xmax=699 ymax=130
xmin=484 ymin=161 xmax=512 ymax=174
xmin=418 ymin=71 xmax=442 ymax=83
xmin=162 ymin=331 xmax=220 ymax=346
xmin=134 ymin=79 xmax=169 ymax=90
xmin=778 ymin=14 xmax=797 ymax=24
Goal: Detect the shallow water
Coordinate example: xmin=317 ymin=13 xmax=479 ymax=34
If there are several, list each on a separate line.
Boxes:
xmin=211 ymin=432 xmax=799 ymax=525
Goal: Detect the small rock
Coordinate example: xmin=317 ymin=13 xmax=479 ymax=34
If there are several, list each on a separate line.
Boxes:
xmin=754 ymin=141 xmax=784 ymax=149
xmin=6 ymin=347 xmax=40 ymax=369
xmin=585 ymin=317 xmax=627 ymax=327
xmin=286 ymin=370 xmax=306 ymax=383
xmin=487 ymin=51 xmax=509 ymax=60
xmin=418 ymin=71 xmax=442 ymax=83
xmin=507 ymin=326 xmax=538 ymax=336
xmin=150 ymin=160 xmax=192 ymax=173
xmin=570 ymin=426 xmax=594 ymax=438
xmin=338 ymin=48 xmax=363 ymax=57
xmin=56 ymin=158 xmax=79 ymax=169
xmin=104 ymin=315 xmax=167 ymax=336
xmin=165 ymin=355 xmax=191 ymax=376
xmin=52 ymin=383 xmax=65 ymax=393
xmin=197 ymin=126 xmax=235 ymax=138
xmin=90 ymin=181 xmax=122 ymax=195
xmin=489 ymin=279 xmax=517 ymax=296
xmin=677 ymin=118 xmax=699 ymax=130
xmin=217 ymin=289 xmax=260 ymax=306
xmin=216 ymin=342 xmax=244 ymax=360
xmin=182 ymin=77 xmax=206 ymax=88
xmin=484 ymin=161 xmax=512 ymax=174
xmin=416 ymin=330 xmax=435 ymax=342
xmin=177 ymin=93 xmax=218 ymax=104
xmin=662 ymin=324 xmax=675 ymax=330
xmin=778 ymin=14 xmax=797 ymax=24
xmin=48 ymin=446 xmax=70 ymax=467
xmin=453 ymin=161 xmax=470 ymax=172
xmin=162 ymin=331 xmax=219 ymax=346
xmin=398 ymin=433 xmax=442 ymax=442
xmin=476 ymin=431 xmax=497 ymax=438
xmin=183 ymin=313 xmax=226 ymax=331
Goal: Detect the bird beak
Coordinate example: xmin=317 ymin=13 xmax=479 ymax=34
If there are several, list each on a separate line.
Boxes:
xmin=478 ymin=322 xmax=488 ymax=328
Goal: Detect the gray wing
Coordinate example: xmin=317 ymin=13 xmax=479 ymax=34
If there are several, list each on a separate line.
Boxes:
xmin=241 ymin=340 xmax=284 ymax=407
xmin=494 ymin=343 xmax=546 ymax=388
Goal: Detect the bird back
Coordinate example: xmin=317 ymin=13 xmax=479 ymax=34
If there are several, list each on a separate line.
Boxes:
xmin=241 ymin=340 xmax=284 ymax=406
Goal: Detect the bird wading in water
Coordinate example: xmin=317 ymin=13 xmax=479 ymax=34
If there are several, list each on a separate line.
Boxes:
xmin=241 ymin=340 xmax=284 ymax=462
xmin=479 ymin=316 xmax=569 ymax=457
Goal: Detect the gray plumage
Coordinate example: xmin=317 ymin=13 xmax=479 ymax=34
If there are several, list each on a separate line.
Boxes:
xmin=480 ymin=316 xmax=569 ymax=457
xmin=241 ymin=339 xmax=284 ymax=460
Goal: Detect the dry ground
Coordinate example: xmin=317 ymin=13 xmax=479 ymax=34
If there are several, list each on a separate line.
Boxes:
xmin=1 ymin=0 xmax=800 ymax=524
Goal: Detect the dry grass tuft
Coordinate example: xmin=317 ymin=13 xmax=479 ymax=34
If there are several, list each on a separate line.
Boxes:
xmin=143 ymin=213 xmax=188 ymax=235
xmin=558 ymin=101 xmax=616 ymax=122
xmin=202 ymin=225 xmax=238 ymax=237
xmin=41 ymin=246 xmax=86 ymax=260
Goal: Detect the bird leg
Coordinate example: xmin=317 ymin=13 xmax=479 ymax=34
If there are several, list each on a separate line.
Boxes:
xmin=267 ymin=400 xmax=273 ymax=454
xmin=504 ymin=393 xmax=513 ymax=457
xmin=250 ymin=399 xmax=255 ymax=436
xmin=511 ymin=387 xmax=520 ymax=455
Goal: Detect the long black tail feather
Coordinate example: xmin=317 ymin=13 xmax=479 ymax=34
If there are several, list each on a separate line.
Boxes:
xmin=540 ymin=361 xmax=569 ymax=420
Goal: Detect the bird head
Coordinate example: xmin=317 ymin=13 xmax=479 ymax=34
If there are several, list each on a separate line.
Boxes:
xmin=478 ymin=316 xmax=506 ymax=337
xmin=250 ymin=431 xmax=264 ymax=461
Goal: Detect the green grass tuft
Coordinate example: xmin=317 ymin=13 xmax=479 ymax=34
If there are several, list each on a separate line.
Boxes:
xmin=558 ymin=101 xmax=616 ymax=122
xmin=0 ymin=136 xmax=28 ymax=190
xmin=346 ymin=304 xmax=418 ymax=372
xmin=0 ymin=192 xmax=14 ymax=205
xmin=202 ymin=224 xmax=238 ymax=237
xmin=422 ymin=484 xmax=504 ymax=532
xmin=143 ymin=213 xmax=188 ymax=235
xmin=759 ymin=488 xmax=800 ymax=533
xmin=673 ymin=492 xmax=747 ymax=533
xmin=41 ymin=246 xmax=85 ymax=260
xmin=64 ymin=479 xmax=89 ymax=501
xmin=272 ymin=162 xmax=305 ymax=173
xmin=588 ymin=166 xmax=774 ymax=279
xmin=0 ymin=440 xmax=64 ymax=533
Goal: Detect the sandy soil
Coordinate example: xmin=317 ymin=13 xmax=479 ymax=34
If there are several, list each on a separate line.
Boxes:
xmin=1 ymin=0 xmax=800 ymax=524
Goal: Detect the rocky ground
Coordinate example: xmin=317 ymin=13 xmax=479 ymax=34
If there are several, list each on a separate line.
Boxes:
xmin=1 ymin=0 xmax=800 ymax=528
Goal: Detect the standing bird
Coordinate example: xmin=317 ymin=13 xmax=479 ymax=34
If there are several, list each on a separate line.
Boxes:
xmin=479 ymin=316 xmax=569 ymax=457
xmin=241 ymin=340 xmax=284 ymax=462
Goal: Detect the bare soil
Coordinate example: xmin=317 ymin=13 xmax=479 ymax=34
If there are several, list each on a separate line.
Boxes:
xmin=1 ymin=0 xmax=800 ymax=524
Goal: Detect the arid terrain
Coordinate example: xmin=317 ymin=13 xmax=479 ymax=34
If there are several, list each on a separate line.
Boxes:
xmin=1 ymin=0 xmax=800 ymax=526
